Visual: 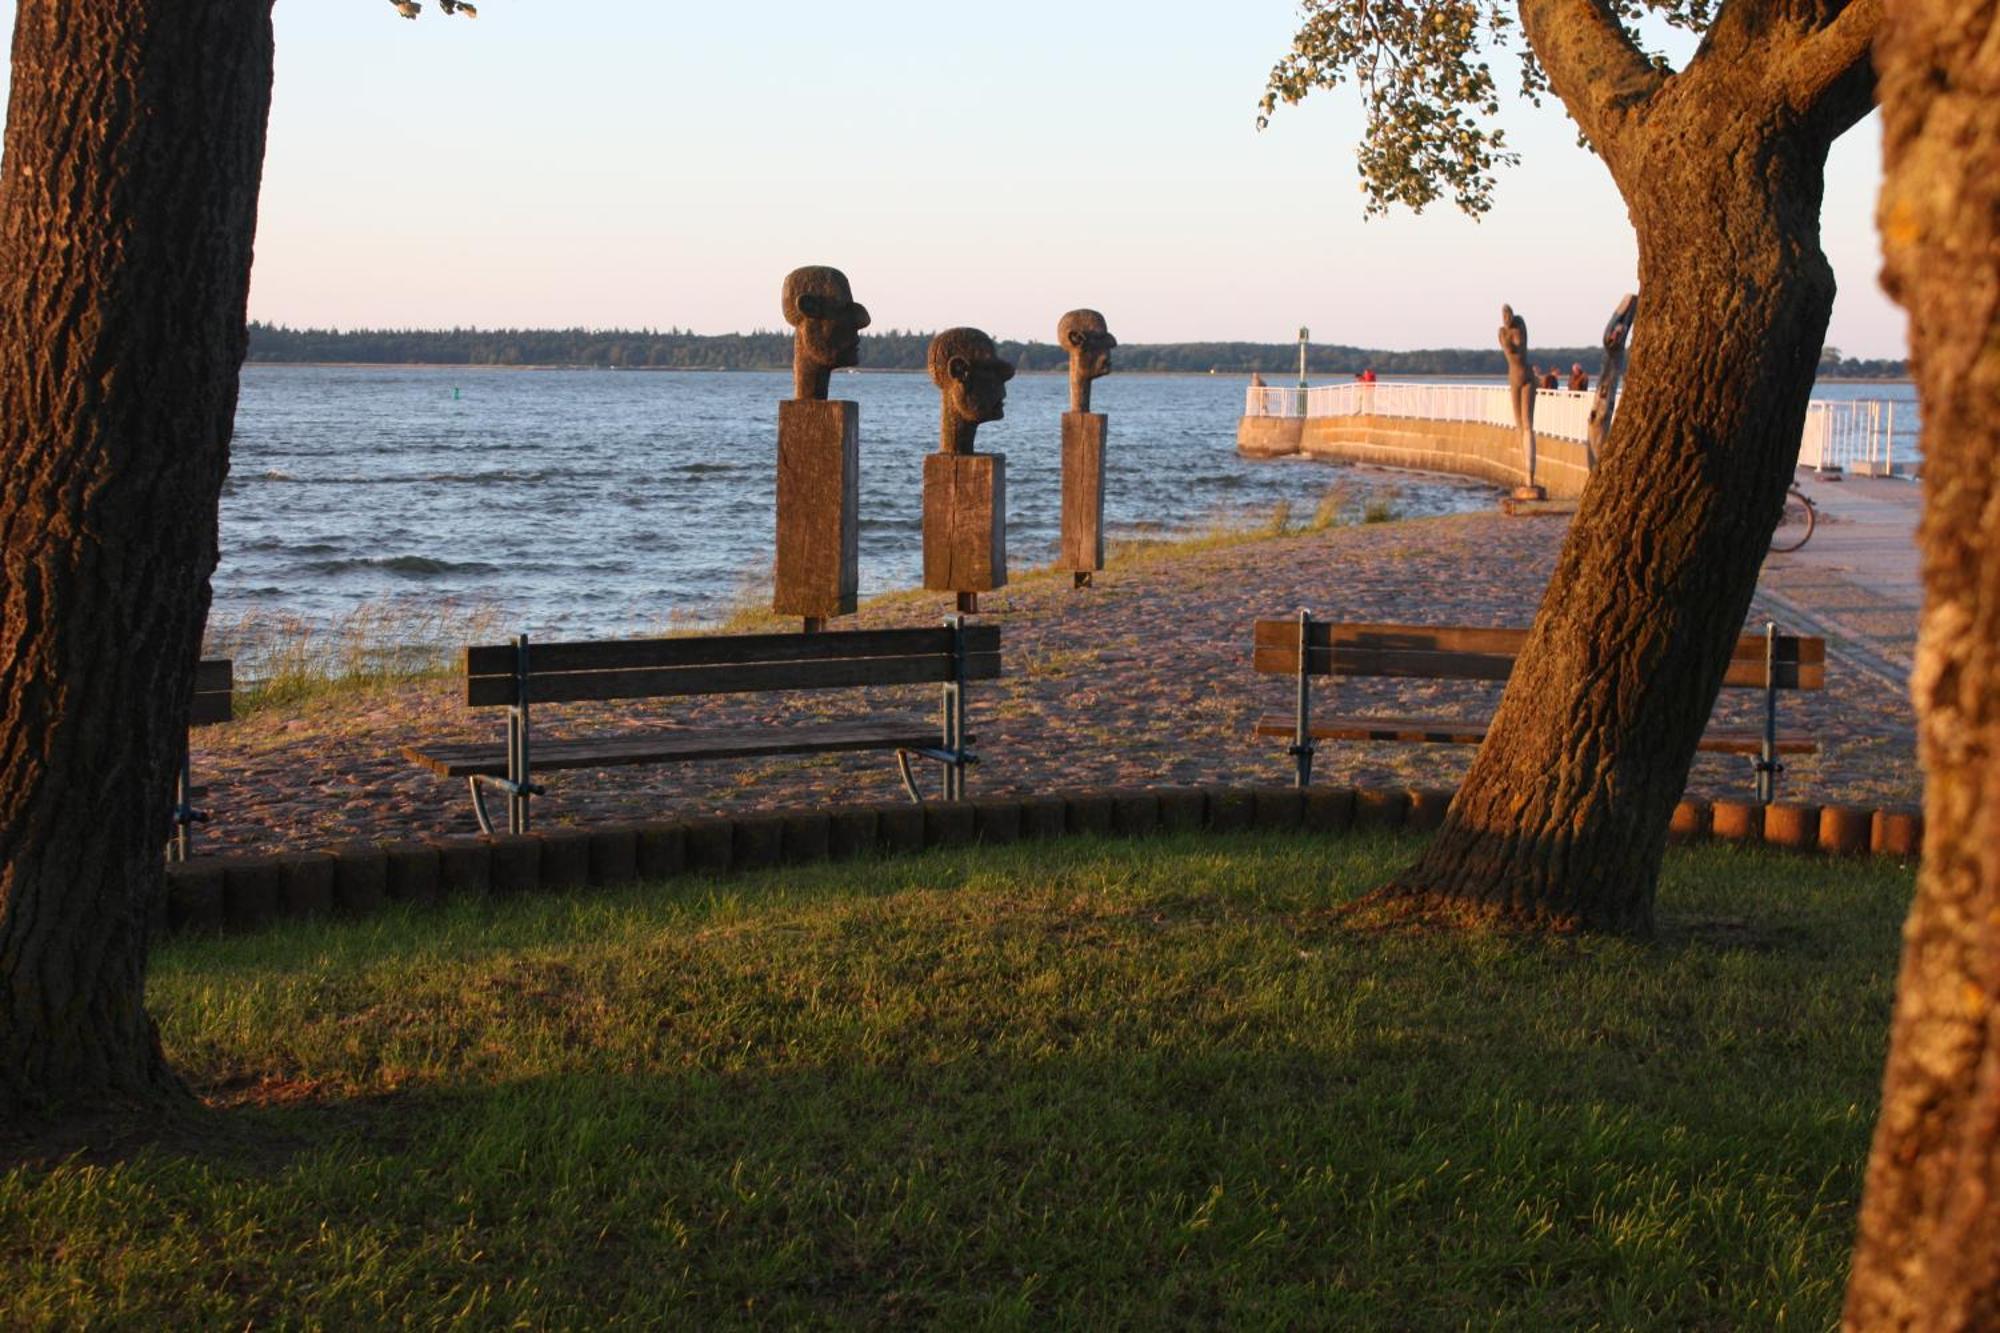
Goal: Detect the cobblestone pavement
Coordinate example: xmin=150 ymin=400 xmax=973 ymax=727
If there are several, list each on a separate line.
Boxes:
xmin=189 ymin=507 xmax=1920 ymax=857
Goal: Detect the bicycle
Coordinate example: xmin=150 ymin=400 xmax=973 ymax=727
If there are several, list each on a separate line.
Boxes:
xmin=1769 ymin=484 xmax=1817 ymax=553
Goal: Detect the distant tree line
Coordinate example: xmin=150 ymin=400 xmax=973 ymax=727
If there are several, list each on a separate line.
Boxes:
xmin=244 ymin=322 xmax=1908 ymax=378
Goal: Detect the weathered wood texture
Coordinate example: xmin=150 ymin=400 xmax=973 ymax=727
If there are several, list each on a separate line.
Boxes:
xmin=405 ymin=717 xmax=942 ymax=778
xmin=1845 ymin=0 xmax=2000 ymax=1324
xmin=189 ymin=659 xmax=235 ymax=727
xmin=0 ymin=0 xmax=277 ymax=1118
xmin=1250 ymin=621 xmax=1824 ymax=689
xmin=772 ymin=399 xmax=860 ymax=620
xmin=923 ymin=453 xmax=1007 ymax=593
xmin=1251 ymin=714 xmax=1817 ymax=754
xmin=1060 ymin=412 xmax=1107 ymax=574
xmin=462 ymin=625 xmax=1001 ymax=706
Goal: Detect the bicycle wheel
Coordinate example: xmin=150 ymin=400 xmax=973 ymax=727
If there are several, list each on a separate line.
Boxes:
xmin=1769 ymin=490 xmax=1816 ymax=553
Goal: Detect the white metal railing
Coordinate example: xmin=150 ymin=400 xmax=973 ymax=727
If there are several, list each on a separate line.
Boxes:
xmin=1244 ymin=381 xmax=1911 ymax=468
xmin=1800 ymin=399 xmax=1906 ymax=474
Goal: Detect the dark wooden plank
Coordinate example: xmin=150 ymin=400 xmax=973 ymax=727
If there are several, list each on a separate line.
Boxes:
xmin=466 ymin=624 xmax=998 ymax=676
xmin=1728 ymin=633 xmax=1826 ymax=664
xmin=1253 ymin=714 xmax=1493 ymax=744
xmin=194 ymin=658 xmax=233 ymax=691
xmin=1252 ymin=644 xmax=1519 ymax=682
xmin=1252 ymin=620 xmax=1532 ymax=655
xmin=403 ymin=717 xmax=943 ymax=778
xmin=469 ymin=649 xmax=1000 ymax=707
xmin=188 ymin=693 xmax=233 ymax=726
xmin=1718 ymin=659 xmax=1823 ymax=690
xmin=1691 ymin=731 xmax=1820 ymax=755
xmin=1252 ymin=713 xmax=1817 ymax=753
xmin=1252 ymin=620 xmax=1823 ymax=689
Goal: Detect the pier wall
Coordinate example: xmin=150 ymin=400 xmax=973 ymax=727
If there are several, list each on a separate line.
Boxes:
xmin=1237 ymin=414 xmax=1592 ymax=500
xmin=1235 ymin=416 xmax=1304 ymax=457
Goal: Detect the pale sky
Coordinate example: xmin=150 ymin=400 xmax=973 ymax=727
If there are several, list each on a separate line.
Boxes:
xmin=1 ymin=2 xmax=1905 ymax=356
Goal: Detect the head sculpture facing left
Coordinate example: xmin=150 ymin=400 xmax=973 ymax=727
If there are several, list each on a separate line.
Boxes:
xmin=1057 ymin=308 xmax=1117 ymax=413
xmin=782 ymin=265 xmax=871 ymax=401
xmin=928 ymin=327 xmax=1015 ymax=454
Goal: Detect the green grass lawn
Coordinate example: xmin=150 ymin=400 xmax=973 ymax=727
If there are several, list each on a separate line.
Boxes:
xmin=3 ymin=833 xmax=1911 ymax=1328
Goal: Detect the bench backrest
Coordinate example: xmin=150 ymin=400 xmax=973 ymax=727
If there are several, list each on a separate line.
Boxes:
xmin=191 ymin=658 xmax=234 ymax=726
xmin=465 ymin=624 xmax=1002 ymax=707
xmin=1251 ymin=621 xmax=1824 ymax=691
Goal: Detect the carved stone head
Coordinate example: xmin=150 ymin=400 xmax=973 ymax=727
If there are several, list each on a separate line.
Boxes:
xmin=782 ymin=266 xmax=871 ymax=400
xmin=1057 ymin=308 xmax=1117 ymax=413
xmin=928 ymin=327 xmax=1015 ymax=453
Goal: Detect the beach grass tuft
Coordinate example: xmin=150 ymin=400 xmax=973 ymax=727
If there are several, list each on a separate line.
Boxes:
xmin=203 ymin=600 xmax=502 ymax=713
xmin=2 ymin=833 xmax=1910 ymax=1327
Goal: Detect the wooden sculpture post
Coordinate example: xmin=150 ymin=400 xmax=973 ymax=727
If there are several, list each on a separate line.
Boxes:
xmin=774 ymin=265 xmax=870 ymax=633
xmin=922 ymin=328 xmax=1013 ymax=614
xmin=1499 ymin=304 xmax=1542 ymax=500
xmin=1058 ymin=309 xmax=1117 ymax=589
xmin=1586 ymin=294 xmax=1639 ymax=470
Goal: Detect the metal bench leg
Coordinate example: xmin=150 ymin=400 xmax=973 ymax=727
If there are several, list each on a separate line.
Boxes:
xmin=469 ymin=776 xmax=498 ymax=836
xmin=896 ymin=749 xmax=926 ymax=804
xmin=1756 ymin=620 xmax=1780 ymax=805
xmin=1292 ymin=608 xmax=1316 ymax=789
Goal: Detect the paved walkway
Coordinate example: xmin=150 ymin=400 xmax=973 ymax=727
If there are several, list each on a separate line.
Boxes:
xmin=1756 ymin=471 xmax=1924 ymax=690
xmin=192 ymin=490 xmax=1925 ymax=858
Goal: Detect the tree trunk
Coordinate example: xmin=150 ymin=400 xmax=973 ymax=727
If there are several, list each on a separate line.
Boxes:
xmin=1844 ymin=1 xmax=2000 ymax=1323
xmin=0 ymin=2 xmax=275 ymax=1120
xmin=1380 ymin=92 xmax=1840 ymax=932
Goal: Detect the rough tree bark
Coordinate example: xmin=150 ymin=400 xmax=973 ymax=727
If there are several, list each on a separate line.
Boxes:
xmin=0 ymin=2 xmax=276 ymax=1120
xmin=1844 ymin=0 xmax=2000 ymax=1323
xmin=1378 ymin=0 xmax=1880 ymax=931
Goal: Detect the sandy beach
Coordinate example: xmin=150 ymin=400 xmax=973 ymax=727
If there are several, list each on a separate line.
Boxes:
xmin=185 ymin=477 xmax=1922 ymax=858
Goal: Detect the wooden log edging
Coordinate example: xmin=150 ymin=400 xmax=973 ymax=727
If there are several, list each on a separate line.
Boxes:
xmin=156 ymin=786 xmax=1925 ymax=938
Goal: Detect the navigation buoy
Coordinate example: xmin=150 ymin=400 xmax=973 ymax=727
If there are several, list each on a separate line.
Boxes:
xmin=453 ymin=387 xmax=461 ymax=401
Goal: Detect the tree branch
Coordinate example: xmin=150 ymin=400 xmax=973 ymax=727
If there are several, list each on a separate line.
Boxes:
xmin=1783 ymin=0 xmax=1882 ymax=130
xmin=1517 ymin=0 xmax=1666 ymax=149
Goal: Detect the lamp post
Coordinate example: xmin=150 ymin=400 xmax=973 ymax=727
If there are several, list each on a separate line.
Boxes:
xmin=1296 ymin=326 xmax=1310 ymax=417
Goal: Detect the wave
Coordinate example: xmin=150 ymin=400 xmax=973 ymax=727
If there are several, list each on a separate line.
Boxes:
xmin=244 ymin=468 xmax=620 ymax=486
xmin=306 ymin=555 xmax=502 ymax=577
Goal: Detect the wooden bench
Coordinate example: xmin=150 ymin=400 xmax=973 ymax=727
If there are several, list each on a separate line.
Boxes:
xmin=402 ymin=618 xmax=1000 ymax=835
xmin=1252 ymin=614 xmax=1823 ymax=804
xmin=171 ymin=657 xmax=234 ymax=861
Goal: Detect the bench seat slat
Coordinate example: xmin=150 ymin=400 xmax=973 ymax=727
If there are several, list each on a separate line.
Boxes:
xmin=1251 ymin=622 xmax=1824 ymax=690
xmin=466 ymin=624 xmax=1000 ymax=676
xmin=189 ymin=693 xmax=233 ymax=726
xmin=1252 ymin=713 xmax=1818 ymax=755
xmin=403 ymin=717 xmax=945 ymax=778
xmin=468 ymin=650 xmax=1002 ymax=707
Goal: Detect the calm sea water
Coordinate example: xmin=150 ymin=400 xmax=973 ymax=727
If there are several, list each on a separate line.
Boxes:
xmin=220 ymin=367 xmax=1494 ymax=639
xmin=220 ymin=368 xmax=1918 ymax=640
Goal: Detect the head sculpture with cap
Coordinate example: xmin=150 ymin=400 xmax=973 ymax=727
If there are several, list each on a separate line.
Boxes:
xmin=1057 ymin=308 xmax=1117 ymax=413
xmin=782 ymin=265 xmax=870 ymax=401
xmin=928 ymin=327 xmax=1015 ymax=454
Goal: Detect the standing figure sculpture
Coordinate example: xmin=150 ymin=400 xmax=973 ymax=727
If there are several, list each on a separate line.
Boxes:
xmin=773 ymin=265 xmax=870 ymax=630
xmin=1058 ymin=309 xmax=1117 ymax=588
xmin=1586 ymin=293 xmax=1639 ymax=470
xmin=1499 ymin=304 xmax=1540 ymax=496
xmin=924 ymin=328 xmax=1014 ymax=611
